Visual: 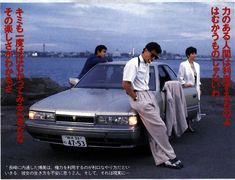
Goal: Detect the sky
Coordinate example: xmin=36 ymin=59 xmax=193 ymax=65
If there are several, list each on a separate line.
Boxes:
xmin=1 ymin=2 xmax=235 ymax=55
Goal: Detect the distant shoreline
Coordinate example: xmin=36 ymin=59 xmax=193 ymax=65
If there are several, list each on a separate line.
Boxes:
xmin=3 ymin=51 xmax=234 ymax=60
xmin=2 ymin=55 xmax=233 ymax=61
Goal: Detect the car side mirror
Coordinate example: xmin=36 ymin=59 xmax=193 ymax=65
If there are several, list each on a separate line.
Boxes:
xmin=69 ymin=77 xmax=79 ymax=87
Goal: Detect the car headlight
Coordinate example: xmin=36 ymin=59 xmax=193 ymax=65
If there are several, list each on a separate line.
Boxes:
xmin=128 ymin=116 xmax=138 ymax=126
xmin=96 ymin=115 xmax=138 ymax=126
xmin=29 ymin=111 xmax=55 ymax=121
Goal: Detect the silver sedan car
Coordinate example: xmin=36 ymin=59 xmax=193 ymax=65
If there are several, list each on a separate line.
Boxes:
xmin=26 ymin=61 xmax=199 ymax=148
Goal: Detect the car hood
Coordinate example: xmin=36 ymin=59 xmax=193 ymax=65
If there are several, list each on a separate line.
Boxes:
xmin=30 ymin=88 xmax=134 ymax=116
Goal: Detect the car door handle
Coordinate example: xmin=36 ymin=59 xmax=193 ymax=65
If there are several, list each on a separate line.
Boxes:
xmin=193 ymin=94 xmax=197 ymax=98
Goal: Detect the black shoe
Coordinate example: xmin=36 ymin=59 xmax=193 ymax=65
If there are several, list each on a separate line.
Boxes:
xmin=187 ymin=119 xmax=196 ymax=133
xmin=160 ymin=158 xmax=183 ymax=169
xmin=186 ymin=126 xmax=196 ymax=133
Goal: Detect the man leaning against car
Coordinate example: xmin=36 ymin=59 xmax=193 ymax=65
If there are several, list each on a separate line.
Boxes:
xmin=122 ymin=42 xmax=183 ymax=169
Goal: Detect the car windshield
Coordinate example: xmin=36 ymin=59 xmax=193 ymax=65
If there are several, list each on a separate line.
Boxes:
xmin=76 ymin=64 xmax=156 ymax=90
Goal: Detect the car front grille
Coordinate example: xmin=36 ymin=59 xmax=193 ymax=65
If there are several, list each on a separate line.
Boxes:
xmin=30 ymin=133 xmax=139 ymax=148
xmin=56 ymin=115 xmax=94 ymax=123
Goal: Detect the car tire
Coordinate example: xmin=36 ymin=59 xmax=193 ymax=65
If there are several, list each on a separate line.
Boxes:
xmin=135 ymin=144 xmax=152 ymax=155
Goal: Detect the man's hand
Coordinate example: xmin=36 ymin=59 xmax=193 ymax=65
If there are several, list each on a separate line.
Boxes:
xmin=122 ymin=81 xmax=137 ymax=101
xmin=183 ymin=83 xmax=193 ymax=88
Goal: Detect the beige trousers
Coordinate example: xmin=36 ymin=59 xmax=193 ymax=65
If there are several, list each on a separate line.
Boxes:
xmin=129 ymin=91 xmax=176 ymax=165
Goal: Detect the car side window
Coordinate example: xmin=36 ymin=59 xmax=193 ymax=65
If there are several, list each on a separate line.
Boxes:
xmin=149 ymin=66 xmax=156 ymax=91
xmin=163 ymin=65 xmax=177 ymax=80
xmin=158 ymin=65 xmax=173 ymax=90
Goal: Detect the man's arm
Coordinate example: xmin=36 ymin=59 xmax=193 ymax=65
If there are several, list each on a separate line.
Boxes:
xmin=78 ymin=59 xmax=89 ymax=79
xmin=78 ymin=56 xmax=97 ymax=79
xmin=122 ymin=81 xmax=137 ymax=101
xmin=107 ymin=56 xmax=113 ymax=62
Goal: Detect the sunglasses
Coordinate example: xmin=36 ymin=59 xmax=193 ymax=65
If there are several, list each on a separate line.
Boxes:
xmin=151 ymin=53 xmax=156 ymax=59
xmin=150 ymin=51 xmax=159 ymax=59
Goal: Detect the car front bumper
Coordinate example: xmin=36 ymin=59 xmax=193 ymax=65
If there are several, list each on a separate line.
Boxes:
xmin=25 ymin=119 xmax=148 ymax=148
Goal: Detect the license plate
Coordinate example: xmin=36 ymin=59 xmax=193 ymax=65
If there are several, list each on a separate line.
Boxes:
xmin=62 ymin=135 xmax=87 ymax=147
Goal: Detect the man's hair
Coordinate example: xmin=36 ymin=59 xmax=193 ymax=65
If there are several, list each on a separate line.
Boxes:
xmin=95 ymin=45 xmax=107 ymax=55
xmin=185 ymin=46 xmax=197 ymax=57
xmin=142 ymin=42 xmax=162 ymax=58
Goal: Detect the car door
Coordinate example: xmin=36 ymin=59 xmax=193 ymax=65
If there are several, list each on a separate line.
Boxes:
xmin=158 ymin=65 xmax=199 ymax=119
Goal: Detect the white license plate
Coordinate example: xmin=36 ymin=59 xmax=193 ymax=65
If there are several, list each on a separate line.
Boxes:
xmin=62 ymin=135 xmax=87 ymax=147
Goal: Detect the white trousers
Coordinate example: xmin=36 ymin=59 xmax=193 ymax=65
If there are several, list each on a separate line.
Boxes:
xmin=129 ymin=91 xmax=176 ymax=165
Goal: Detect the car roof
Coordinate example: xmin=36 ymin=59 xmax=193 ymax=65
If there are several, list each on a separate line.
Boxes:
xmin=98 ymin=60 xmax=168 ymax=66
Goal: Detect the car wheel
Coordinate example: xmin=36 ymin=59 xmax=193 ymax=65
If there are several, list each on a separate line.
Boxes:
xmin=135 ymin=144 xmax=152 ymax=155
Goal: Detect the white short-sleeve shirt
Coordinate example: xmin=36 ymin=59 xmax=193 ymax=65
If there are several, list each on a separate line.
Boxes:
xmin=123 ymin=55 xmax=150 ymax=91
